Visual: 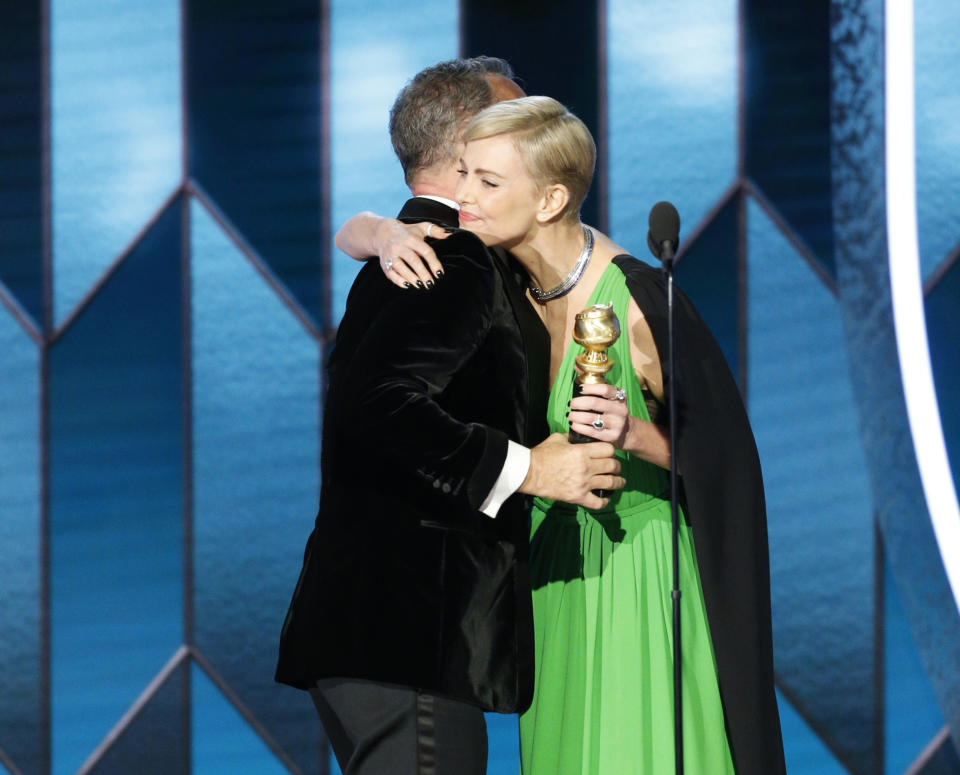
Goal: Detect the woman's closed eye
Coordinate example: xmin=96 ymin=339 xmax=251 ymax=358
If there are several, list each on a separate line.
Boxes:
xmin=482 ymin=178 xmax=499 ymax=188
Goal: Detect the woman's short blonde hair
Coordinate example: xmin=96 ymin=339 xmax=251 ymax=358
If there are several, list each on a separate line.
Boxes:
xmin=463 ymin=96 xmax=596 ymax=222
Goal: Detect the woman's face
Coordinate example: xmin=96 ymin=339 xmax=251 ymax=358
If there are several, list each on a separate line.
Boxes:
xmin=455 ymin=134 xmax=542 ymax=248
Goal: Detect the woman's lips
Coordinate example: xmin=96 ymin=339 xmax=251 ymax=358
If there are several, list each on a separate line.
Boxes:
xmin=458 ymin=211 xmax=480 ymax=223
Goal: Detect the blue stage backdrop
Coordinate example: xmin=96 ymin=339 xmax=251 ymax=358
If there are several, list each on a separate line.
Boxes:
xmin=0 ymin=1 xmax=958 ymax=774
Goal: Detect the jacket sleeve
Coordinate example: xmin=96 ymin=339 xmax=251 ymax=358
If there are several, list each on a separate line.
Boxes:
xmin=331 ymin=235 xmax=509 ymax=513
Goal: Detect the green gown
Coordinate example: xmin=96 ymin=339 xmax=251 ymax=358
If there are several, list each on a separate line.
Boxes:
xmin=519 ymin=261 xmax=735 ymax=775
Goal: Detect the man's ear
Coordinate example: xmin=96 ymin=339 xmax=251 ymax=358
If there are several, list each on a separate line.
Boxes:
xmin=536 ymin=184 xmax=571 ymax=224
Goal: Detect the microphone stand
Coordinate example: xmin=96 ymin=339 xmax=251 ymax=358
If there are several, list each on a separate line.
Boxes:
xmin=662 ymin=240 xmax=684 ymax=775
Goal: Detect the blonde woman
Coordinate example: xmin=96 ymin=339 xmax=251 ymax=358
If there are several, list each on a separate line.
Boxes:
xmin=339 ymin=96 xmax=785 ymax=774
xmin=450 ymin=96 xmax=785 ymax=775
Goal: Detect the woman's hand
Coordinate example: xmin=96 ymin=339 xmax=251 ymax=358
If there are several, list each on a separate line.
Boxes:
xmin=373 ymin=220 xmax=448 ymax=289
xmin=568 ymin=382 xmax=631 ymax=448
xmin=569 ymin=382 xmax=672 ymax=469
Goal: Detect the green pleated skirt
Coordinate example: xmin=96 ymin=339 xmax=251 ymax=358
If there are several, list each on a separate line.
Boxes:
xmin=519 ymin=261 xmax=735 ymax=774
xmin=519 ymin=496 xmax=736 ymax=774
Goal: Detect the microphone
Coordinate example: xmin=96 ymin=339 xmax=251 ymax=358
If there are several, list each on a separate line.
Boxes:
xmin=646 ymin=197 xmax=685 ymax=775
xmin=647 ymin=201 xmax=681 ymax=263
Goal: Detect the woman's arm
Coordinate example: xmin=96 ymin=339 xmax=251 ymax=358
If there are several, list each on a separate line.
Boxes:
xmin=335 ymin=211 xmax=446 ymax=288
xmin=567 ymin=298 xmax=671 ymax=469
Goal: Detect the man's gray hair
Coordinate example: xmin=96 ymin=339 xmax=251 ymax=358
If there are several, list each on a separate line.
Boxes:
xmin=389 ymin=57 xmax=516 ymax=186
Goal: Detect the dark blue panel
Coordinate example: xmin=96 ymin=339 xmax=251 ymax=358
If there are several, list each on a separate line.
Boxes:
xmin=461 ymin=0 xmax=601 ymax=228
xmin=885 ymin=556 xmax=947 ymax=772
xmin=87 ymin=661 xmax=188 ymax=775
xmin=329 ymin=0 xmax=456 ymax=324
xmin=607 ymin=0 xmax=737 ymax=255
xmin=744 ymin=0 xmax=834 ymax=276
xmin=49 ymin=198 xmax=183 ymax=774
xmin=190 ymin=197 xmax=321 ymax=774
xmin=775 ymin=690 xmax=847 ymax=775
xmin=186 ymin=0 xmax=323 ymax=325
xmin=675 ymin=192 xmax=740 ymax=383
xmin=917 ymin=736 xmax=960 ymax=775
xmin=926 ymin=261 xmax=960 ymax=493
xmin=746 ymin=196 xmax=877 ymax=773
xmin=191 ymin=664 xmax=289 ymax=774
xmin=51 ymin=0 xmax=181 ymax=325
xmin=0 ymin=308 xmax=42 ymax=774
xmin=0 ymin=1 xmax=44 ymax=326
xmin=915 ymin=0 xmax=960 ymax=280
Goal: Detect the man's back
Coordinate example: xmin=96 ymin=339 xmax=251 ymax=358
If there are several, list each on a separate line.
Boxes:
xmin=276 ymin=210 xmax=544 ymax=711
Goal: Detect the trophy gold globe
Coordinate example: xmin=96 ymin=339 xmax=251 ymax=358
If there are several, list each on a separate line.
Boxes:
xmin=572 ymin=302 xmax=621 ymax=387
xmin=570 ymin=302 xmax=621 ymax=474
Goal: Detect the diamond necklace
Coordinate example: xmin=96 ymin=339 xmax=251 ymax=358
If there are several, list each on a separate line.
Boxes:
xmin=529 ymin=225 xmax=594 ymax=302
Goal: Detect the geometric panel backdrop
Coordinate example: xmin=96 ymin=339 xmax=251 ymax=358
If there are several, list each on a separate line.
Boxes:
xmin=1 ymin=1 xmax=959 ymax=774
xmin=329 ymin=0 xmax=457 ymax=321
xmin=48 ymin=196 xmax=184 ymax=775
xmin=0 ymin=299 xmax=42 ymax=774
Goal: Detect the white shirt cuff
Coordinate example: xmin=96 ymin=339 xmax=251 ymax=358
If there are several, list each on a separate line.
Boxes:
xmin=479 ymin=440 xmax=531 ymax=518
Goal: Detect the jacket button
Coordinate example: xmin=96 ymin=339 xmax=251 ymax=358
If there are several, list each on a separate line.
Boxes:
xmin=433 ymin=479 xmax=441 ymax=488
xmin=441 ymin=483 xmax=452 ymax=494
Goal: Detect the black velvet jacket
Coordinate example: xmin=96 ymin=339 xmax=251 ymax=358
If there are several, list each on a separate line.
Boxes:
xmin=276 ymin=198 xmax=549 ymax=712
xmin=614 ymin=255 xmax=786 ymax=775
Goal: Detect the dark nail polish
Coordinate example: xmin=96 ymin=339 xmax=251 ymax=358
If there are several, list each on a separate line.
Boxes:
xmin=435 ymin=270 xmax=444 ymax=279
xmin=443 ymin=227 xmax=456 ymax=233
xmin=416 ymin=280 xmax=425 ymax=289
xmin=426 ymin=280 xmax=434 ymax=289
xmin=403 ymin=282 xmax=413 ymax=289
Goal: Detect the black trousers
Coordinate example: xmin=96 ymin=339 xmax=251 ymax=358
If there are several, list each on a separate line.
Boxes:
xmin=310 ymin=678 xmax=488 ymax=775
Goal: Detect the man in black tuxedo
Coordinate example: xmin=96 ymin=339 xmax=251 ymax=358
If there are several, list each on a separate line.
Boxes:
xmin=276 ymin=58 xmax=623 ymax=774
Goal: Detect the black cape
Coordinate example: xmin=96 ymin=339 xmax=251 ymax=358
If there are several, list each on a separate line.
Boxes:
xmin=613 ymin=255 xmax=786 ymax=775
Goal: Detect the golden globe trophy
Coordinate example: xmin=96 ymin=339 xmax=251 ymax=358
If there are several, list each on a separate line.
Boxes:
xmin=569 ymin=302 xmax=621 ymax=483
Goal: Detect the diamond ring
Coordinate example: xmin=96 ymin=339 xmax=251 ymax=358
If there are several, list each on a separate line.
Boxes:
xmin=592 ymin=414 xmax=604 ymax=430
xmin=614 ymin=388 xmax=626 ymax=401
xmin=384 ymin=257 xmax=394 ymax=272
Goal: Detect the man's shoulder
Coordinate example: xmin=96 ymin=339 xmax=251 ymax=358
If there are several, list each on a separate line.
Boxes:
xmin=434 ymin=228 xmax=492 ymax=255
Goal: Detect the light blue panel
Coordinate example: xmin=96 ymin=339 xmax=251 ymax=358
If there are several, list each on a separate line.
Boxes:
xmin=191 ymin=196 xmax=322 ymax=774
xmin=776 ymin=689 xmax=848 ymax=775
xmin=915 ymin=0 xmax=960 ymax=278
xmin=330 ymin=0 xmax=457 ymax=323
xmin=191 ymin=664 xmax=289 ymax=775
xmin=51 ymin=0 xmax=181 ymax=323
xmin=746 ymin=196 xmax=877 ymax=768
xmin=607 ymin=0 xmax=736 ymax=251
xmin=49 ymin=199 xmax=183 ymax=775
xmin=0 ymin=308 xmax=41 ymax=774
xmin=885 ymin=559 xmax=946 ymax=772
xmin=486 ymin=712 xmax=519 ymax=774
